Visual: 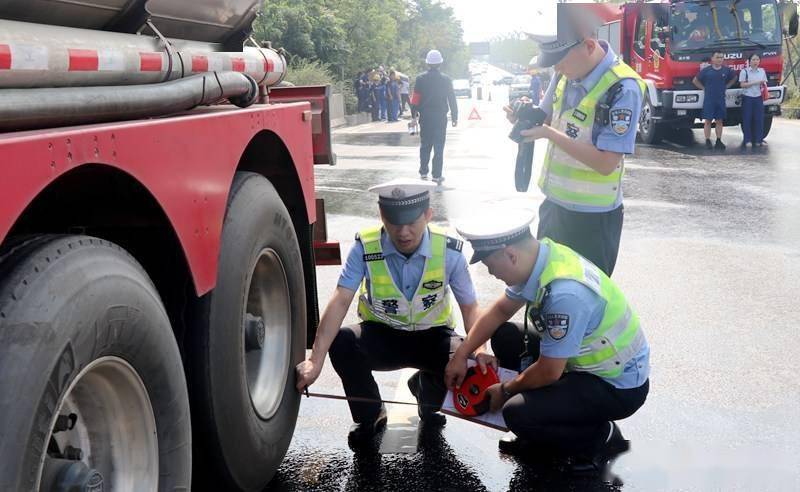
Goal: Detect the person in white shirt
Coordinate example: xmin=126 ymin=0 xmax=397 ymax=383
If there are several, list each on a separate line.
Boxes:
xmin=738 ymin=53 xmax=768 ymax=148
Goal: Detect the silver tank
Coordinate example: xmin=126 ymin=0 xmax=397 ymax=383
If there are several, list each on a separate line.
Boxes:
xmin=0 ymin=0 xmax=286 ymax=89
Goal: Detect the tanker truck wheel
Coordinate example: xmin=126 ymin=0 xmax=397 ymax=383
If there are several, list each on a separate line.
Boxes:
xmin=0 ymin=235 xmax=191 ymax=491
xmin=762 ymin=114 xmax=773 ymax=140
xmin=186 ymin=172 xmax=306 ymax=490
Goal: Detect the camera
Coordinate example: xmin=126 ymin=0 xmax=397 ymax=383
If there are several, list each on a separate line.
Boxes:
xmin=508 ymin=100 xmax=547 ymax=144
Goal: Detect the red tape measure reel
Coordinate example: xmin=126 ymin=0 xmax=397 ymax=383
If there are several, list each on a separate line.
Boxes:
xmin=453 ymin=365 xmax=500 ymax=416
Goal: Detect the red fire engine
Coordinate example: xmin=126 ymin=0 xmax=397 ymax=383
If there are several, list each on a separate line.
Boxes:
xmin=0 ymin=1 xmax=339 ymax=490
xmin=592 ymin=0 xmax=798 ymax=144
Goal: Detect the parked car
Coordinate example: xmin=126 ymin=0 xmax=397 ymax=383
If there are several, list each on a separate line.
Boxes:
xmin=508 ymin=74 xmax=532 ymax=103
xmin=494 ymin=75 xmax=513 ymax=86
xmin=453 ymin=79 xmax=471 ymax=98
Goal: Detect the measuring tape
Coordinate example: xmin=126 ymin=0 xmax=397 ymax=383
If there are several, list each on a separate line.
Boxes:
xmin=303 ymin=367 xmax=499 ymax=417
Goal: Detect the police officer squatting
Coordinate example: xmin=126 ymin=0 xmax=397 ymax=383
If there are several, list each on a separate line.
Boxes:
xmin=295 ymin=179 xmax=485 ymax=445
xmin=449 ymin=210 xmax=650 ymax=475
xmin=507 ymin=4 xmax=645 ymax=277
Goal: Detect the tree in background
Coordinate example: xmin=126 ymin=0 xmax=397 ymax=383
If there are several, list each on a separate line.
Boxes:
xmin=488 ymin=33 xmax=539 ymax=73
xmin=252 ymin=0 xmax=468 ymax=82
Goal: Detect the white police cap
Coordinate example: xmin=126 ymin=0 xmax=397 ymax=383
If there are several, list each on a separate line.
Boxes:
xmin=456 ymin=210 xmax=536 ymax=264
xmin=369 ymin=178 xmax=436 ymax=225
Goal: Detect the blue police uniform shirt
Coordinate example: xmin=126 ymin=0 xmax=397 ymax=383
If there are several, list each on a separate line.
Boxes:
xmin=539 ymin=40 xmax=643 ymax=213
xmin=338 ymin=227 xmax=477 ymax=306
xmin=505 ymin=242 xmax=650 ymax=389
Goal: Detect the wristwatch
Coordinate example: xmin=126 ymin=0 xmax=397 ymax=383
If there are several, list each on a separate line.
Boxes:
xmin=500 ymin=382 xmax=514 ymax=400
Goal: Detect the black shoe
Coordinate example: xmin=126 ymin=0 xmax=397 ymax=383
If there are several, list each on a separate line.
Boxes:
xmin=705 ymin=138 xmax=713 ymax=149
xmin=407 ymin=373 xmax=447 ymax=428
xmin=347 ymin=406 xmax=387 ymax=448
xmin=740 ymin=141 xmax=748 ymax=150
xmin=498 ymin=433 xmax=534 ymax=456
xmin=566 ymin=422 xmax=630 ymax=477
xmin=715 ymin=139 xmax=726 ymax=150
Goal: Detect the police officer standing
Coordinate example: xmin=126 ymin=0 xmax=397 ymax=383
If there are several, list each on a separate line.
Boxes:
xmin=411 ymin=50 xmax=458 ymax=186
xmin=446 ymin=211 xmax=650 ymax=474
xmin=296 ymin=179 xmax=487 ymax=446
xmin=509 ymin=5 xmax=645 ymax=276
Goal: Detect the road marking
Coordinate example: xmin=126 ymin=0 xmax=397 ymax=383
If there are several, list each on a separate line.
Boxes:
xmin=378 ymin=368 xmax=419 ymax=454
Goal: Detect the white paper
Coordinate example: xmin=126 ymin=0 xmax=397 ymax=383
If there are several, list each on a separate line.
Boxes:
xmin=441 ymin=359 xmax=518 ymax=431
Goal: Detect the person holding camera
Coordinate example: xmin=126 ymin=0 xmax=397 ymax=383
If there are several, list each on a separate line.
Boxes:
xmin=507 ymin=5 xmax=645 ymax=277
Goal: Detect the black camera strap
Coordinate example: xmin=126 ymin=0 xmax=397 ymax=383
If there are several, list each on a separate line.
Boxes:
xmin=520 ymin=288 xmax=550 ymax=371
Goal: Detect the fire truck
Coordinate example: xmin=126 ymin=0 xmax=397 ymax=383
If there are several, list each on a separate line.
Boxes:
xmin=592 ymin=0 xmax=799 ymax=144
xmin=0 ymin=1 xmax=339 ymax=490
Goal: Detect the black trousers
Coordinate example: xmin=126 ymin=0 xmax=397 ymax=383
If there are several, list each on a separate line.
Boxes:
xmin=328 ymin=321 xmax=462 ymax=423
xmin=537 ymin=199 xmax=624 ymax=276
xmin=418 ymin=112 xmax=448 ymax=179
xmin=491 ymin=322 xmax=649 ymax=455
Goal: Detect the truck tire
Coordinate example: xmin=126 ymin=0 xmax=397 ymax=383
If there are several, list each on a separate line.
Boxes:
xmin=762 ymin=114 xmax=773 ymax=139
xmin=0 ymin=235 xmax=191 ymax=492
xmin=637 ymin=95 xmax=663 ymax=145
xmin=187 ymin=172 xmax=306 ymax=491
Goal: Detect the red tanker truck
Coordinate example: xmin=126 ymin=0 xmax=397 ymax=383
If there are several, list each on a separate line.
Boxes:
xmin=0 ymin=1 xmax=339 ymax=490
xmin=590 ymin=0 xmax=798 ymax=144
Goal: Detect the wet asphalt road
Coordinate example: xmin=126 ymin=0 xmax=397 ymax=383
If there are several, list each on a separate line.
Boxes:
xmin=266 ymin=88 xmax=800 ymax=491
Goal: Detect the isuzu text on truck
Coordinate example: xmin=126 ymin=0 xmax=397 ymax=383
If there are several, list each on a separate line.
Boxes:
xmin=591 ymin=0 xmax=798 ymax=144
xmin=0 ymin=1 xmax=339 ymax=490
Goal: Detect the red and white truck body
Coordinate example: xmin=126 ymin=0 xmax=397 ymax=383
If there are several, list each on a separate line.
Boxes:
xmin=0 ymin=1 xmax=338 ymax=490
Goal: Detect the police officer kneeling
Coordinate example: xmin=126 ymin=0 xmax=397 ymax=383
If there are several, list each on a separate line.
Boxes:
xmin=445 ymin=212 xmax=650 ymax=473
xmin=296 ymin=179 xmax=482 ymax=446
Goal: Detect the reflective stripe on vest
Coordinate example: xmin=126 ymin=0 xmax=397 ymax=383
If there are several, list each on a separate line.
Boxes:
xmin=539 ymin=60 xmax=646 ymax=208
xmin=528 ymin=238 xmax=646 ymax=378
xmin=357 ymin=225 xmax=454 ymax=330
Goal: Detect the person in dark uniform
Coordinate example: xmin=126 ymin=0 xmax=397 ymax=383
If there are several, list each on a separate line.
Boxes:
xmin=295 ymin=179 xmax=489 ymax=446
xmin=410 ymin=49 xmax=458 ymax=185
xmin=448 ymin=210 xmax=650 ymax=476
xmin=507 ymin=5 xmax=645 ymax=276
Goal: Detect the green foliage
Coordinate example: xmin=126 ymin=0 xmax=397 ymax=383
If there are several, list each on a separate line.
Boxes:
xmin=285 ymin=58 xmax=358 ymax=114
xmin=253 ymin=0 xmax=468 ymax=81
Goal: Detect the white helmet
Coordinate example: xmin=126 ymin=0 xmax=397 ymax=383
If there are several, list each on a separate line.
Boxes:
xmin=425 ymin=49 xmax=444 ymax=65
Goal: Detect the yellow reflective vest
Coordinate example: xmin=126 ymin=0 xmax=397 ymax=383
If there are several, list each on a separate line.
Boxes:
xmin=528 ymin=239 xmax=647 ymax=379
xmin=539 ymin=60 xmax=645 ymax=208
xmin=357 ymin=225 xmax=454 ymax=330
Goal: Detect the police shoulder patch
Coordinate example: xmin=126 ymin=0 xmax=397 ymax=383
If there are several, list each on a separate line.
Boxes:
xmin=446 ymin=236 xmax=463 ymax=252
xmin=423 ymin=280 xmax=443 ymax=290
xmin=610 ymin=108 xmax=633 ymax=136
xmin=545 ymin=313 xmax=570 ymax=340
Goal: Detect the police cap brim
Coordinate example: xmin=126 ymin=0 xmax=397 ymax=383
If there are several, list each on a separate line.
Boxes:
xmin=380 ymin=202 xmax=427 ymax=225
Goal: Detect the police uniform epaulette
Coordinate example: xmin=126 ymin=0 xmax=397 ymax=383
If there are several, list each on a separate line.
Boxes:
xmin=446 ymin=236 xmax=463 ymax=252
